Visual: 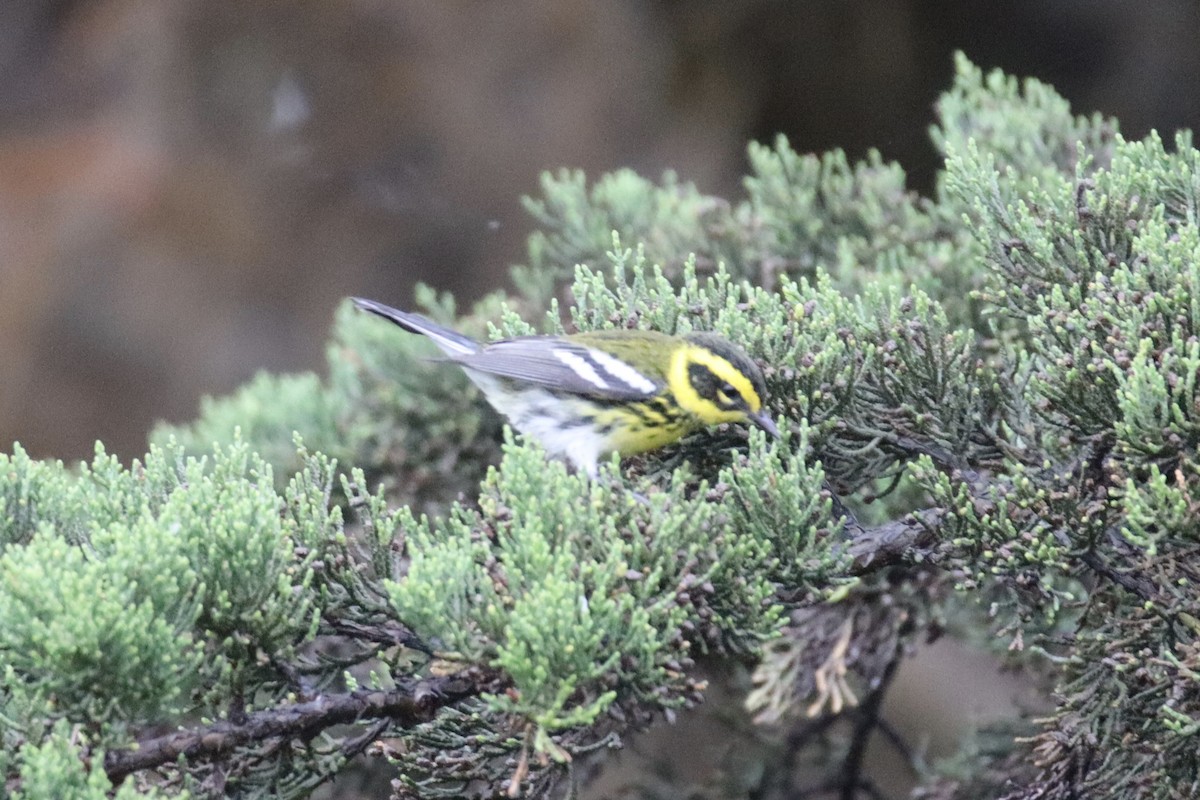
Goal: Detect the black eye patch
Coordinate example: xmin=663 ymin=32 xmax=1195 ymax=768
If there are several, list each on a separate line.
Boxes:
xmin=689 ymin=363 xmax=748 ymax=409
xmin=687 ymin=362 xmax=720 ymax=398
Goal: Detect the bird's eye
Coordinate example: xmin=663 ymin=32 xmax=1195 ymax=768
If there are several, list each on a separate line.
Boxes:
xmin=716 ymin=382 xmax=742 ymax=407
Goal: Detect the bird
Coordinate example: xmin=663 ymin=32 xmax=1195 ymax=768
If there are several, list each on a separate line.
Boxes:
xmin=352 ymin=297 xmax=779 ymax=477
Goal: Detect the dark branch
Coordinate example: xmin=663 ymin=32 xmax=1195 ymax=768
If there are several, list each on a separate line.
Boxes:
xmin=769 ymin=713 xmax=843 ymax=797
xmin=843 ymin=489 xmax=1161 ymax=607
xmin=268 ymin=652 xmax=317 ymax=699
xmin=839 ymin=648 xmax=903 ymax=800
xmin=845 ymin=508 xmax=944 ymax=573
xmin=324 ymin=617 xmax=432 ymax=654
xmin=875 ymin=716 xmax=924 ymax=777
xmin=104 ymin=675 xmax=478 ymax=786
xmin=1077 ymin=549 xmax=1157 ymax=604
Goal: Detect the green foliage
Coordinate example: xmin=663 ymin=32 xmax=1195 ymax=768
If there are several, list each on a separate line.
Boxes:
xmin=721 ymin=424 xmax=845 ymax=592
xmin=520 ymin=168 xmax=722 ymax=293
xmin=0 ymin=524 xmax=201 ymax=724
xmin=933 ymin=50 xmax=1119 ymax=189
xmin=921 ymin=58 xmax=1200 ymax=800
xmin=0 ymin=445 xmax=64 ymax=551
xmin=11 ymin=722 xmax=178 ymax=800
xmin=156 ymin=438 xmax=319 ymax=655
xmin=166 ymin=372 xmax=337 ymax=479
xmin=741 ymin=141 xmax=953 ymax=294
xmin=0 ymin=437 xmax=331 ymax=766
xmin=388 ymin=434 xmax=808 ymax=738
xmin=384 ymin=509 xmax=496 ymax=661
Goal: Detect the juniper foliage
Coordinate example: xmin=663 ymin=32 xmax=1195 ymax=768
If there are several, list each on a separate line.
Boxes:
xmin=3 ymin=54 xmax=1199 ymax=799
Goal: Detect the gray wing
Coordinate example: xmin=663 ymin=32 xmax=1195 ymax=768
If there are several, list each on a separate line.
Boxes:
xmin=458 ymin=338 xmax=662 ymax=400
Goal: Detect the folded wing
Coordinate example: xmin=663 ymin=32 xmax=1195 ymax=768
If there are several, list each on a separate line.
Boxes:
xmin=461 ymin=338 xmax=662 ymax=400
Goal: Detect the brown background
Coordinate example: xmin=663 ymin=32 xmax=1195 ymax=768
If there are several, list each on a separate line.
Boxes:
xmin=3 ymin=0 xmax=1200 ymax=461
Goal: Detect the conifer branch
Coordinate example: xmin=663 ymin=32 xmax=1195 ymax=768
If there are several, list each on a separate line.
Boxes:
xmin=839 ymin=646 xmax=903 ymax=800
xmin=103 ymin=676 xmax=479 ymax=786
xmin=846 ymin=508 xmax=944 ymax=572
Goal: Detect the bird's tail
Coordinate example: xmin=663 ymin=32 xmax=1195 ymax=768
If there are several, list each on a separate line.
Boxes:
xmin=351 ymin=297 xmax=480 ymax=357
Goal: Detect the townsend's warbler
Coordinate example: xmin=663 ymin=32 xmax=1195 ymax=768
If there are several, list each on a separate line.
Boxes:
xmin=353 ymin=297 xmax=779 ymax=476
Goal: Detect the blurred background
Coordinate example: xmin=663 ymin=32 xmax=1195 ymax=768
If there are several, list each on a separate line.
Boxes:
xmin=3 ymin=0 xmax=1200 ymax=462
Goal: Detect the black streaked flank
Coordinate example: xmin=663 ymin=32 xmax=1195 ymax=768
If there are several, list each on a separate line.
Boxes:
xmin=647 ymin=395 xmax=684 ymax=423
xmin=620 ymin=403 xmax=657 ymax=426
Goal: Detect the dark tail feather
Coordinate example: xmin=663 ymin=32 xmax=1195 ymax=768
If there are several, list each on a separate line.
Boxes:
xmin=351 ymin=297 xmax=480 ymax=357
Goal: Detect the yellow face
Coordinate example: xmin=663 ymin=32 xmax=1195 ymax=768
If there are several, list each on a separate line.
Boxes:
xmin=667 ymin=343 xmax=765 ymax=426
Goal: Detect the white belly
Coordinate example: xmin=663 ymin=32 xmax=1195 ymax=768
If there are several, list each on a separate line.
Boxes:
xmin=466 ymin=373 xmax=607 ymax=477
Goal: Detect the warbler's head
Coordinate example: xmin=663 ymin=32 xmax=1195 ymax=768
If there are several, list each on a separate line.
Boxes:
xmin=669 ymin=333 xmax=779 ymax=437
